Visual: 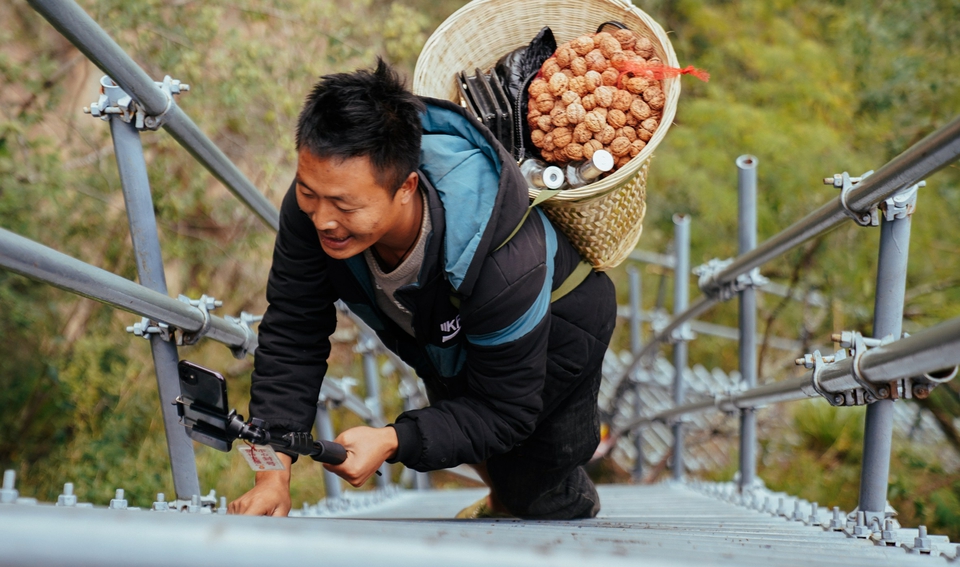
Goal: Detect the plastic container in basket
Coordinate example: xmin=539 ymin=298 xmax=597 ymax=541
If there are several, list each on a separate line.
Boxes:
xmin=414 ymin=0 xmax=680 ymax=270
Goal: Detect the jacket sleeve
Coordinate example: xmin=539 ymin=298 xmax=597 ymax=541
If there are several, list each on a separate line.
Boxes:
xmin=390 ymin=211 xmax=551 ymax=471
xmin=249 ymin=182 xmax=339 ymax=442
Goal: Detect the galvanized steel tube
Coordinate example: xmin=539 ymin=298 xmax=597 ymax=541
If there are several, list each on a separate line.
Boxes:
xmin=736 ymin=155 xmax=759 ymax=491
xmin=314 ymin=404 xmax=343 ymax=502
xmin=0 ymin=229 xmax=254 ymax=351
xmin=671 ymin=214 xmax=691 ymax=481
xmin=858 ymin=211 xmax=912 ymax=517
xmin=628 ymin=267 xmax=644 ymax=481
xmin=110 ymin=109 xmax=200 ymax=499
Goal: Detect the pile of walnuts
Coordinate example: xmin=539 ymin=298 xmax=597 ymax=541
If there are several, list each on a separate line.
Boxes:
xmin=528 ymin=29 xmax=665 ymax=172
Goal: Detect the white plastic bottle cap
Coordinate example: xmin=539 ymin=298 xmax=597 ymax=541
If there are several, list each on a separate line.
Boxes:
xmin=592 ymin=150 xmax=615 ymax=173
xmin=542 ymin=166 xmax=564 ymax=189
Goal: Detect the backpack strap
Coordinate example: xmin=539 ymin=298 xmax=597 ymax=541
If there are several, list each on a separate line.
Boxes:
xmin=493 ymin=188 xmax=594 ymax=304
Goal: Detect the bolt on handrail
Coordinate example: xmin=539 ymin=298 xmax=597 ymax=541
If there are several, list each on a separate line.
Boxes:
xmin=611 ymin=114 xmax=960 ymax=394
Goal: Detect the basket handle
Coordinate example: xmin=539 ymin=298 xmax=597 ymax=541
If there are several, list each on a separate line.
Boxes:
xmin=494 ymin=188 xmax=563 ymax=252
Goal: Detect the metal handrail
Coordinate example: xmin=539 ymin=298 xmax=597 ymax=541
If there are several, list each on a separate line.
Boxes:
xmin=611 ymin=114 xmax=960 ymax=392
xmin=0 ymin=228 xmax=255 ymax=354
xmin=614 ymin=312 xmax=960 ymax=436
xmin=26 ymin=0 xmax=280 ymax=232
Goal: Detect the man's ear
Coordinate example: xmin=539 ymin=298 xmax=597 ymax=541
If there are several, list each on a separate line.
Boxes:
xmin=396 ymin=171 xmax=419 ymax=204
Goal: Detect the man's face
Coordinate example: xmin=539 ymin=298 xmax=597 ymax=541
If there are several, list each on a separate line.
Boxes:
xmin=295 ymin=150 xmax=411 ymax=259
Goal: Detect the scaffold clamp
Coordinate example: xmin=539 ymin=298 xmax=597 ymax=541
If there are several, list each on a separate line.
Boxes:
xmin=694 ymin=258 xmax=769 ymax=301
xmin=177 ymin=294 xmax=221 ymax=346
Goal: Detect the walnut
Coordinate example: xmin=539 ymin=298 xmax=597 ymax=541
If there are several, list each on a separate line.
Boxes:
xmin=610 ymin=51 xmax=629 ymax=71
xmin=566 ymin=103 xmax=586 ymax=125
xmin=594 ymin=31 xmax=614 ymax=45
xmin=637 ymin=127 xmax=653 ymax=142
xmin=635 ymin=37 xmax=655 ymax=58
xmin=641 ymin=117 xmax=659 ymax=132
xmin=593 ymin=106 xmax=608 ymax=120
xmin=624 ymin=76 xmax=651 ymax=94
xmin=611 ymin=89 xmax=633 ymax=111
xmin=552 ymin=126 xmax=572 ymax=148
xmin=601 ymin=67 xmax=620 ymax=86
xmin=549 ymin=73 xmax=569 ymax=96
xmin=542 ymin=59 xmax=561 ymax=79
xmin=535 ymin=92 xmax=555 ymax=113
xmin=622 ymin=125 xmax=637 ymax=141
xmin=642 ymin=87 xmax=665 ymax=110
xmin=564 ymin=143 xmax=584 ymax=161
xmin=616 ymin=155 xmax=632 ymax=169
xmin=561 ymin=68 xmax=575 ymax=78
xmin=584 ymin=111 xmax=604 ymax=133
xmin=527 ymin=107 xmax=542 ymax=129
xmin=596 ymin=125 xmax=616 ymax=145
xmin=543 ymin=132 xmax=556 ymax=151
xmin=594 ymin=86 xmax=615 ymax=108
xmin=531 ymin=129 xmax=546 ymax=148
xmin=561 ymin=91 xmax=581 ymax=106
xmin=550 ymin=105 xmax=569 ymax=127
xmin=529 ymin=78 xmax=550 ymax=98
xmin=570 ymin=57 xmax=588 ymax=77
xmin=555 ymin=47 xmax=576 ymax=69
xmin=585 ymin=50 xmax=608 ymax=73
xmin=568 ymin=75 xmax=588 ymax=97
xmin=599 ymin=37 xmax=622 ymax=59
xmin=646 ymin=56 xmax=662 ymax=67
xmin=629 ymin=98 xmax=651 ymax=120
xmin=536 ymin=114 xmax=554 ymax=133
xmin=539 ymin=149 xmax=555 ymax=162
xmin=607 ymin=108 xmax=627 ymax=129
xmin=583 ymin=139 xmax=604 ymax=160
xmin=625 ymin=113 xmax=638 ymax=127
xmin=581 ymin=93 xmax=597 ymax=111
xmin=630 ymin=139 xmax=646 ymax=157
xmin=572 ymin=35 xmax=595 ymax=56
xmin=610 ymin=136 xmax=631 ymax=157
xmin=584 ymin=70 xmax=602 ymax=92
xmin=573 ymin=122 xmax=593 ymax=144
xmin=613 ymin=29 xmax=637 ymax=50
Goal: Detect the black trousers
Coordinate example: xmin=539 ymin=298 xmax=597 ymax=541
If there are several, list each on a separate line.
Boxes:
xmin=485 ymin=357 xmax=604 ymax=520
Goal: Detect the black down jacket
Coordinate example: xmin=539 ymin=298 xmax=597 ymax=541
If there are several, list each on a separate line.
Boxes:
xmin=249 ymin=98 xmax=617 ymax=471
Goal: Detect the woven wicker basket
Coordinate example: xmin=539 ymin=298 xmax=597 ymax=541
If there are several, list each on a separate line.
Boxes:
xmin=413 ymin=0 xmax=680 ymax=270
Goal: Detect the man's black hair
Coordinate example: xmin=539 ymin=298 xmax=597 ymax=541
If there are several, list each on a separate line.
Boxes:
xmin=296 ymin=58 xmax=425 ymax=193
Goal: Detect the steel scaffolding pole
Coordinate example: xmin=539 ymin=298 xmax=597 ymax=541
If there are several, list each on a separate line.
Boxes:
xmin=858 ymin=203 xmax=913 ymax=524
xmin=628 ymin=267 xmax=644 ymax=482
xmin=107 ymin=81 xmax=200 ymax=498
xmin=671 ymin=215 xmax=691 ymax=481
xmin=359 ymin=333 xmax=390 ymax=489
xmin=736 ymin=155 xmax=759 ymax=492
xmin=26 ymin=0 xmax=279 ymax=232
xmin=314 ymin=403 xmax=344 ymax=502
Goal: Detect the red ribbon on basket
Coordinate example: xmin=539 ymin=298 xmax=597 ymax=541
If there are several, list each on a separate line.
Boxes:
xmin=617 ymin=61 xmax=710 ymax=89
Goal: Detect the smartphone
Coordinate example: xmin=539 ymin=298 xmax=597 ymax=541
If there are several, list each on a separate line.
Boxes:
xmin=177 ymin=360 xmax=232 ymax=451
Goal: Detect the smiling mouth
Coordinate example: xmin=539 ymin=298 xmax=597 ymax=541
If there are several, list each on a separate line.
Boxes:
xmin=319 ymin=233 xmax=353 ymax=249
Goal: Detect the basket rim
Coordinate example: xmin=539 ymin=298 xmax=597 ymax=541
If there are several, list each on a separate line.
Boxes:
xmin=413 ymin=0 xmax=680 ymax=202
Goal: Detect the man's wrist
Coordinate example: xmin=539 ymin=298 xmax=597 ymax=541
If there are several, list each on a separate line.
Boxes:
xmin=255 ymin=452 xmax=293 ymax=485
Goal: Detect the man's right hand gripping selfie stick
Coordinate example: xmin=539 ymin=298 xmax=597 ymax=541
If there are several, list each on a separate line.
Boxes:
xmin=174 ymin=360 xmax=347 ymax=466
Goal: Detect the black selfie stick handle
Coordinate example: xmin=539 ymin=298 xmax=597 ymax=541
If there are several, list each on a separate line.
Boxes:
xmin=311 ymin=439 xmax=347 ymax=465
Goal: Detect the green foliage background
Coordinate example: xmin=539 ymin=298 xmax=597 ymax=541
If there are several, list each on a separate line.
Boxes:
xmin=1 ymin=0 xmax=958 ymax=538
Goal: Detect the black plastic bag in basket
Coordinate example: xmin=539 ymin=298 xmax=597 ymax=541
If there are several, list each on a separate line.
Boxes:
xmin=494 ymin=26 xmax=556 ymax=162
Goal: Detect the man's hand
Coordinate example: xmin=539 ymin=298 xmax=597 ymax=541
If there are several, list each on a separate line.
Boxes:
xmin=324 ymin=426 xmax=398 ymax=487
xmin=228 ymin=452 xmax=293 ymax=516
